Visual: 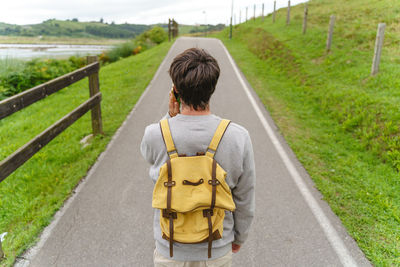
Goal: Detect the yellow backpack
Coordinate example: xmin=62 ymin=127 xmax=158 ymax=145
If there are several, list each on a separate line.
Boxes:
xmin=152 ymin=119 xmax=236 ymax=258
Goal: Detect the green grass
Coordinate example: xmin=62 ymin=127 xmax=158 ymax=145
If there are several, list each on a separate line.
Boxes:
xmin=0 ymin=40 xmax=173 ymax=266
xmin=214 ymin=0 xmax=400 ymax=265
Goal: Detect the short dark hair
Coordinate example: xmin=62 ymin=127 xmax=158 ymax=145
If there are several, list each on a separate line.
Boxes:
xmin=169 ymin=48 xmax=220 ymax=110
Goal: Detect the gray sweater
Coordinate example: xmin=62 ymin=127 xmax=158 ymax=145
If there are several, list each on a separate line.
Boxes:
xmin=140 ymin=113 xmax=256 ymax=261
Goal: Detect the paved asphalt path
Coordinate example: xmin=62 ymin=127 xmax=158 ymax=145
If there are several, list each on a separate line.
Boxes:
xmin=19 ymin=37 xmax=371 ymax=267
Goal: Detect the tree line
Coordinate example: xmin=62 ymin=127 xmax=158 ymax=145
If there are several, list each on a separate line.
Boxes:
xmin=0 ymin=19 xmax=152 ymax=39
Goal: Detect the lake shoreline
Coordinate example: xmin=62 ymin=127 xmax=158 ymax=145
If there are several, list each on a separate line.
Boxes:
xmin=0 ymin=43 xmax=113 ymax=60
xmin=0 ymin=35 xmax=127 ymax=45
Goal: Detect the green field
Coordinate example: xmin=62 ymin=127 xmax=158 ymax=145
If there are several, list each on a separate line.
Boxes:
xmin=215 ymin=0 xmax=399 ymax=265
xmin=0 ymin=40 xmax=173 ymax=267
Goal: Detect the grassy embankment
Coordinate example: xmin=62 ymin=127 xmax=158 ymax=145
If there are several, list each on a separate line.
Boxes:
xmin=215 ymin=0 xmax=399 ymax=265
xmin=0 ymin=40 xmax=173 ymax=267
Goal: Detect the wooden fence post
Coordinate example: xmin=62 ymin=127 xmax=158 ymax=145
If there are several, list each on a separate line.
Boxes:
xmin=326 ymin=15 xmax=336 ymax=52
xmin=371 ymin=23 xmax=386 ymax=75
xmin=239 ymin=10 xmax=241 ymax=24
xmin=303 ymin=3 xmax=308 ymax=34
xmin=0 ymin=232 xmax=6 ymax=259
xmin=87 ymin=56 xmax=103 ymax=135
xmin=287 ymin=1 xmax=291 ymax=25
xmin=273 ymin=1 xmax=276 ymax=23
xmin=172 ymin=19 xmax=179 ymax=38
xmin=262 ymin=3 xmax=264 ymax=22
xmin=229 ymin=16 xmax=233 ymax=39
xmin=0 ymin=239 xmax=3 ymax=259
xmin=254 ymin=4 xmax=256 ymax=21
xmin=168 ymin=18 xmax=171 ymax=42
xmin=246 ymin=7 xmax=248 ymax=22
xmin=172 ymin=19 xmax=174 ymax=38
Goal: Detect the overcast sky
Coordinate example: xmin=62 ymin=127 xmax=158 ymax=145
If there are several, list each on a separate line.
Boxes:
xmin=1 ymin=0 xmax=308 ymax=26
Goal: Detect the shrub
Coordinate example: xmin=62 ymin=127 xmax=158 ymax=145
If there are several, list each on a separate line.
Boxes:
xmin=148 ymin=26 xmax=168 ymax=44
xmin=105 ymin=41 xmax=136 ymax=63
xmin=136 ymin=26 xmax=168 ymax=48
xmin=0 ymin=57 xmax=86 ymax=99
xmin=101 ymin=26 xmax=168 ymax=64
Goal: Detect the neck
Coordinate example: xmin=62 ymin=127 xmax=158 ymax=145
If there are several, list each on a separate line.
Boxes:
xmin=180 ymin=103 xmax=211 ymax=116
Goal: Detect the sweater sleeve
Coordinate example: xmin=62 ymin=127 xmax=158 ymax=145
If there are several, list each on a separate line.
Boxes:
xmin=231 ymin=133 xmax=256 ymax=245
xmin=140 ymin=125 xmax=156 ymax=165
xmin=140 ymin=112 xmax=171 ymax=164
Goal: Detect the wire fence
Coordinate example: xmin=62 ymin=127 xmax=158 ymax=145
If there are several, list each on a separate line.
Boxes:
xmin=229 ymin=0 xmax=386 ymax=76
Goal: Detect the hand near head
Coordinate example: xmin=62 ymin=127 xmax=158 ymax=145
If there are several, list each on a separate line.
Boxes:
xmin=169 ymin=87 xmax=180 ymax=117
xmin=232 ymin=243 xmax=241 ymax=253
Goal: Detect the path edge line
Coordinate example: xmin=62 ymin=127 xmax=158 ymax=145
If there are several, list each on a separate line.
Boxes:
xmin=217 ymin=39 xmax=358 ymax=267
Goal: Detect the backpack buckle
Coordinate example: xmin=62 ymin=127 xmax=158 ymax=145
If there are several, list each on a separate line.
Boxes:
xmin=203 ymin=209 xmax=214 ymax=217
xmin=164 ymin=181 xmax=176 ymax=187
xmin=208 ymin=180 xmax=220 ymax=186
xmin=162 ymin=209 xmax=177 ymax=219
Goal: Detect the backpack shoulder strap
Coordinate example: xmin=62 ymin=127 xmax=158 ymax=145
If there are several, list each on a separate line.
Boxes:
xmin=160 ymin=119 xmax=178 ymax=159
xmin=206 ymin=119 xmax=231 ymax=158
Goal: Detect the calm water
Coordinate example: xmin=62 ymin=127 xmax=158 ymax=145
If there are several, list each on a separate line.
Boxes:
xmin=0 ymin=44 xmax=112 ymax=60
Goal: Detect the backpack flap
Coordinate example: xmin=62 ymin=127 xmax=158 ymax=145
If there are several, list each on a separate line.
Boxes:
xmin=152 ymin=156 xmax=236 ymax=212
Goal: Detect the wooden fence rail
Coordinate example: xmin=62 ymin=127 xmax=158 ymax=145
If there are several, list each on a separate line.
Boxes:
xmin=0 ymin=56 xmax=103 ymax=182
xmin=0 ymin=62 xmax=99 ymax=120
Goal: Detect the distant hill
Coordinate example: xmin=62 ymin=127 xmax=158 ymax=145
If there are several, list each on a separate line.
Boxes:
xmin=179 ymin=24 xmax=226 ymax=35
xmin=0 ymin=19 xmax=154 ymax=39
xmin=0 ymin=20 xmax=226 ymax=40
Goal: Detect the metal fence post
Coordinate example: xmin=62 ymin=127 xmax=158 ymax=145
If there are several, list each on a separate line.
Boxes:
xmin=371 ymin=23 xmax=386 ymax=75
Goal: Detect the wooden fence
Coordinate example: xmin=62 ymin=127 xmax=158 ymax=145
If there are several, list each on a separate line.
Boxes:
xmin=0 ymin=56 xmax=103 ymax=183
xmin=233 ymin=1 xmax=386 ymax=76
xmin=168 ymin=18 xmax=179 ymax=41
